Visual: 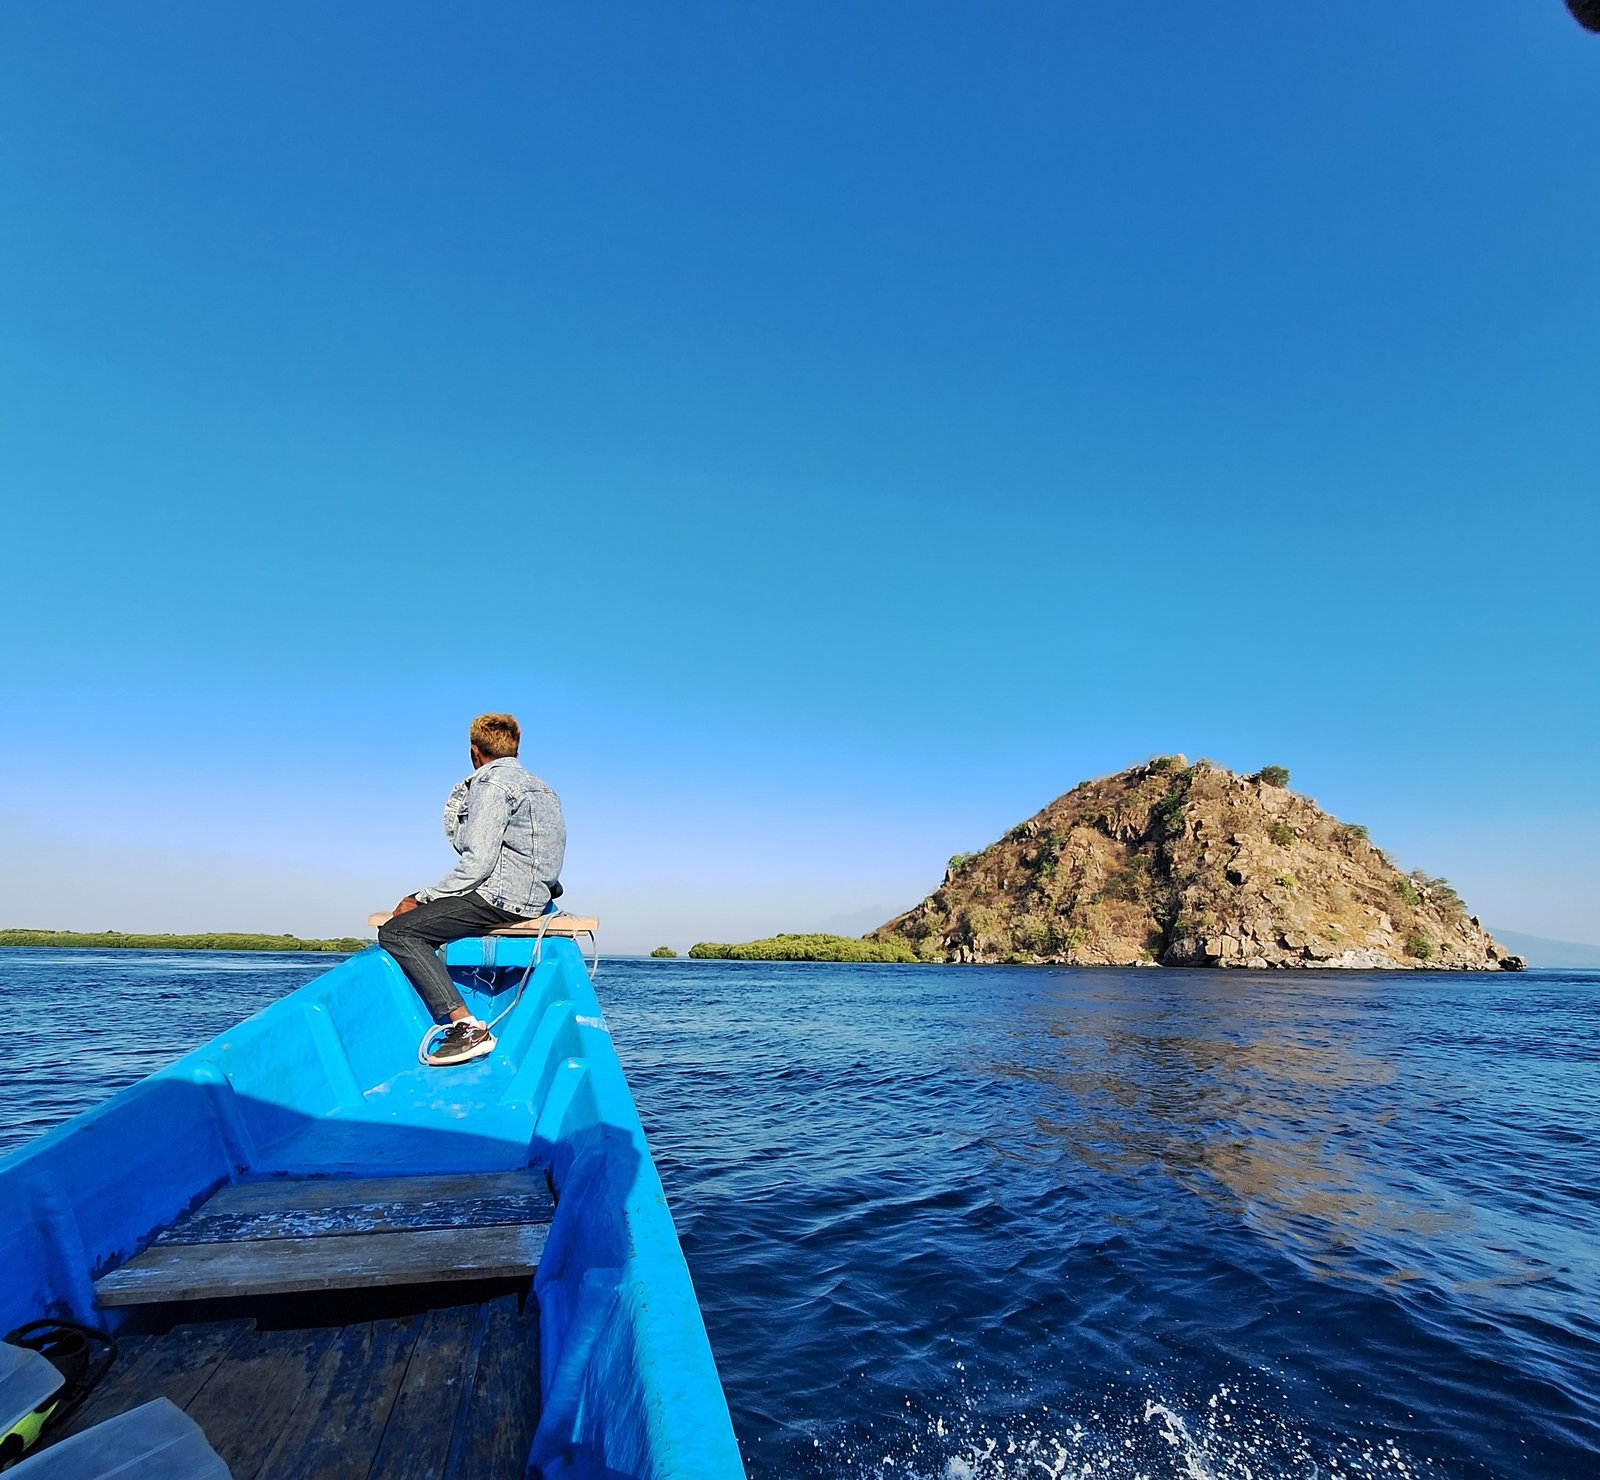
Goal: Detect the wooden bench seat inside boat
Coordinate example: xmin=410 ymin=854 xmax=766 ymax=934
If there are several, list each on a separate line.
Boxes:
xmin=95 ymin=1170 xmax=555 ymax=1308
xmin=486 ymin=914 xmax=597 ymax=937
xmin=364 ymin=910 xmax=598 ymax=935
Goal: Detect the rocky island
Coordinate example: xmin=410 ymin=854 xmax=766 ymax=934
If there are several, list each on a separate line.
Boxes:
xmin=871 ymin=757 xmax=1523 ymax=970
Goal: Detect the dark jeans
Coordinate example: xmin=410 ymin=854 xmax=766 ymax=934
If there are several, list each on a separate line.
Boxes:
xmin=378 ymin=892 xmax=522 ymax=1021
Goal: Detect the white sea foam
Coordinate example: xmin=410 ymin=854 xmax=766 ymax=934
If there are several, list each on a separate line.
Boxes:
xmin=1142 ymin=1402 xmax=1214 ymax=1480
xmin=818 ymin=1372 xmax=1434 ymax=1480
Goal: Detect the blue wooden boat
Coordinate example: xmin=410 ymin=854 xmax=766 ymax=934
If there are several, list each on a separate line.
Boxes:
xmin=0 ymin=929 xmax=746 ymax=1478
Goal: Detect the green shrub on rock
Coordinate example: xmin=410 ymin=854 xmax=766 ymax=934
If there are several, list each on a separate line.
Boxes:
xmin=1411 ymin=871 xmax=1464 ymax=911
xmin=1015 ymin=913 xmax=1053 ymax=952
xmin=965 ymin=906 xmax=999 ymax=939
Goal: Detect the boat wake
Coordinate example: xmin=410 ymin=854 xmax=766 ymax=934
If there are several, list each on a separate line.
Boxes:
xmin=811 ymin=1374 xmax=1436 ymax=1479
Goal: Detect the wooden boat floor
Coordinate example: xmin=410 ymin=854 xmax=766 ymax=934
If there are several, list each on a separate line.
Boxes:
xmin=96 ymin=1170 xmax=555 ymax=1307
xmin=46 ymin=1289 xmax=540 ymax=1480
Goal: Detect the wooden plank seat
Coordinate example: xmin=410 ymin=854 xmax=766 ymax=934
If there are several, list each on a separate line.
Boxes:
xmin=486 ymin=914 xmax=597 ymax=938
xmin=366 ymin=910 xmax=598 ymax=936
xmin=96 ymin=1170 xmax=555 ymax=1309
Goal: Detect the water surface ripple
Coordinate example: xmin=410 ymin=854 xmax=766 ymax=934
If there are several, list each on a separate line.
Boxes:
xmin=2 ymin=951 xmax=1596 ymax=1478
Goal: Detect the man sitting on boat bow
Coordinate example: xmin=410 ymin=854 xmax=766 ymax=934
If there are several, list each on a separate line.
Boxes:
xmin=379 ymin=712 xmax=566 ymax=1066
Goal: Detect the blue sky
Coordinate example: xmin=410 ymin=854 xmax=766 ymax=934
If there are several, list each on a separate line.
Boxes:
xmin=2 ymin=4 xmax=1596 ymax=953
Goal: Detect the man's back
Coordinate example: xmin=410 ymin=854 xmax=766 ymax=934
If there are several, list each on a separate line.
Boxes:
xmin=435 ymin=755 xmax=565 ymax=919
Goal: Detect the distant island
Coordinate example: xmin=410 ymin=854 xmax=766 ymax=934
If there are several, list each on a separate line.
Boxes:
xmin=689 ymin=933 xmax=917 ymax=963
xmin=697 ymin=757 xmax=1526 ymax=970
xmin=0 ymin=929 xmax=369 ymax=953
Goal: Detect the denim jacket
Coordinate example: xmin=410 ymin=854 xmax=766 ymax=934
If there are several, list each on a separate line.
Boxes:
xmin=415 ymin=757 xmax=566 ymax=917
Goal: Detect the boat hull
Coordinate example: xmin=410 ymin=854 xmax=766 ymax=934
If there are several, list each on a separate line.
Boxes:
xmin=0 ymin=940 xmax=744 ymax=1479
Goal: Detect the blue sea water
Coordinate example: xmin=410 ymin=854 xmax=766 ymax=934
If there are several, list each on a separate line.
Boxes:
xmin=2 ymin=950 xmax=1597 ymax=1478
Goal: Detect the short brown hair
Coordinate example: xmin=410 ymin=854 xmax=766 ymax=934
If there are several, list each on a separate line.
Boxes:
xmin=470 ymin=713 xmax=520 ymax=759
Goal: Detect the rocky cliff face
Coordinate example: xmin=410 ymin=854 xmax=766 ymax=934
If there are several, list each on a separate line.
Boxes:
xmin=872 ymin=758 xmax=1522 ymax=970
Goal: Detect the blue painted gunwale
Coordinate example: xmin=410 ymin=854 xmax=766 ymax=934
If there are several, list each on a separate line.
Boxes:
xmin=0 ymin=939 xmax=746 ymax=1479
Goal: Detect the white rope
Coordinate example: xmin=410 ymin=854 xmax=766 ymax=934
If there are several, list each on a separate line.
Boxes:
xmin=416 ymin=908 xmax=580 ymax=1064
xmin=417 ymin=1019 xmax=468 ymax=1065
xmin=486 ymin=909 xmax=560 ymax=1033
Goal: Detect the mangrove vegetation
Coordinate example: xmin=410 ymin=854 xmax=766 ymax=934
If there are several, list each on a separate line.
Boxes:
xmin=688 ymin=933 xmax=917 ymax=963
xmin=0 ymin=929 xmax=369 ymax=953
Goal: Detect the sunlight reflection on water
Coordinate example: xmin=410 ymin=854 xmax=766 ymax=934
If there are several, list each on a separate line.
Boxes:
xmin=3 ymin=951 xmax=1597 ymax=1477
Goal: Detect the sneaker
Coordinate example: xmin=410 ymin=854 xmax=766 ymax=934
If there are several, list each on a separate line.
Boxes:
xmin=426 ymin=1018 xmax=496 ymax=1066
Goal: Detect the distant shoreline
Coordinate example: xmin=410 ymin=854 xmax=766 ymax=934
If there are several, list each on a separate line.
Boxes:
xmin=688 ymin=933 xmax=916 ymax=963
xmin=0 ymin=929 xmax=369 ymax=953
